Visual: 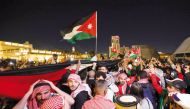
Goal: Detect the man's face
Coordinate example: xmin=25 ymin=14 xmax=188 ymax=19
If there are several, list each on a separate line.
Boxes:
xmin=36 ymin=89 xmax=51 ymax=105
xmin=98 ymin=67 xmax=108 ymax=73
xmin=96 ymin=76 xmax=105 ymax=81
xmin=184 ymin=65 xmax=190 ymax=73
xmin=53 ymin=56 xmax=58 ymax=61
xmin=118 ymin=77 xmax=126 ymax=85
xmin=88 ymin=70 xmax=95 ymax=78
xmin=167 ymin=85 xmax=178 ymax=93
xmin=148 ymin=63 xmax=154 ymax=69
xmin=67 ymin=79 xmax=80 ymax=91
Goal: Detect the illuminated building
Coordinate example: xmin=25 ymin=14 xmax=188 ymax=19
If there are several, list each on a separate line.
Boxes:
xmin=158 ymin=52 xmax=172 ymax=59
xmin=0 ymin=41 xmax=65 ymax=62
xmin=132 ymin=45 xmax=159 ymax=59
xmin=109 ymin=36 xmax=120 ymax=57
xmin=108 ymin=36 xmax=159 ymax=59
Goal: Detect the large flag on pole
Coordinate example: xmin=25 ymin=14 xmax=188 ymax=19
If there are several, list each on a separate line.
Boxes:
xmin=61 ymin=11 xmax=97 ymax=44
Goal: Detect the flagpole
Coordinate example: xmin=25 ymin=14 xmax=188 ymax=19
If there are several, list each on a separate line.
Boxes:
xmin=95 ymin=11 xmax=98 ymax=55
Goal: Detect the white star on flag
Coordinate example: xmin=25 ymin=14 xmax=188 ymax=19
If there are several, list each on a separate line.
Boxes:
xmin=87 ymin=23 xmax=93 ymax=29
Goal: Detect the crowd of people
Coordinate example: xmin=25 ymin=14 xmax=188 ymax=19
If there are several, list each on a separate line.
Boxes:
xmin=0 ymin=54 xmax=59 ymax=72
xmin=1 ymin=55 xmax=190 ymax=109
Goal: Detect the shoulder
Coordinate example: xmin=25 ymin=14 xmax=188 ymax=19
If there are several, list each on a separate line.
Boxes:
xmin=78 ymin=91 xmax=89 ymax=96
xmin=83 ymin=99 xmax=92 ymax=106
xmin=75 ymin=91 xmax=89 ymax=100
xmin=82 ymin=100 xmax=93 ymax=109
xmin=141 ymin=98 xmax=153 ymax=109
xmin=40 ymin=95 xmax=64 ymax=109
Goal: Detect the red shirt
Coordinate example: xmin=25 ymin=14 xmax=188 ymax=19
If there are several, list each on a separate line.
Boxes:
xmin=82 ymin=95 xmax=115 ymax=109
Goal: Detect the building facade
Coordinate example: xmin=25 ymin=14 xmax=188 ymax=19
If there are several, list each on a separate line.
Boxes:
xmin=132 ymin=45 xmax=159 ymax=59
xmin=108 ymin=36 xmax=159 ymax=59
xmin=109 ymin=36 xmax=121 ymax=58
xmin=0 ymin=41 xmax=65 ymax=63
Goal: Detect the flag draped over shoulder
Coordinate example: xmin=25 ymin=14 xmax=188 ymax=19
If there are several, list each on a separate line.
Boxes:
xmin=61 ymin=11 xmax=97 ymax=44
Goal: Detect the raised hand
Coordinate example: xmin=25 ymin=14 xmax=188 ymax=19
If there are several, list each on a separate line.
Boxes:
xmin=27 ymin=80 xmax=41 ymax=95
xmin=42 ymin=80 xmax=56 ymax=89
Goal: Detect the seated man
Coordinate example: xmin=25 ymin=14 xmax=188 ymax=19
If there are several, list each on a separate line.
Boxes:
xmin=13 ymin=80 xmax=74 ymax=109
xmin=82 ymin=80 xmax=115 ymax=109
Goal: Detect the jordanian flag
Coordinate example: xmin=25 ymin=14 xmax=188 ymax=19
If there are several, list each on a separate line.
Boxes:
xmin=0 ymin=64 xmax=71 ymax=99
xmin=0 ymin=60 xmax=121 ymax=100
xmin=61 ymin=11 xmax=97 ymax=44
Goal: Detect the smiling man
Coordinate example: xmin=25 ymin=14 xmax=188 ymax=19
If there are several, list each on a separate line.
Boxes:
xmin=67 ymin=74 xmax=90 ymax=109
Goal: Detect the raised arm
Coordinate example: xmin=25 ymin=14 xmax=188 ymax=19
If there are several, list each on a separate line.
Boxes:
xmin=167 ymin=57 xmax=176 ymax=69
xmin=43 ymin=80 xmax=75 ymax=105
xmin=13 ymin=80 xmax=40 ymax=109
xmin=75 ymin=60 xmax=81 ymax=74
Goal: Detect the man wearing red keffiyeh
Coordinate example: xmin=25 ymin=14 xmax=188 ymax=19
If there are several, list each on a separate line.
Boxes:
xmin=67 ymin=74 xmax=90 ymax=109
xmin=13 ymin=80 xmax=74 ymax=109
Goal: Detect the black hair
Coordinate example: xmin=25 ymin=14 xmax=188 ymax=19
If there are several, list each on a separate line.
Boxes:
xmin=130 ymin=82 xmax=144 ymax=99
xmin=95 ymin=71 xmax=106 ymax=80
xmin=131 ymin=69 xmax=137 ymax=76
xmin=53 ymin=54 xmax=58 ymax=57
xmin=59 ymin=70 xmax=71 ymax=84
xmin=34 ymin=82 xmax=51 ymax=89
xmin=78 ymin=69 xmax=88 ymax=81
xmin=56 ymin=70 xmax=71 ymax=94
xmin=97 ymin=65 xmax=108 ymax=69
xmin=138 ymin=70 xmax=148 ymax=79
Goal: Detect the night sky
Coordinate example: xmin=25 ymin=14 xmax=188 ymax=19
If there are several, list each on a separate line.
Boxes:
xmin=0 ymin=0 xmax=190 ymax=53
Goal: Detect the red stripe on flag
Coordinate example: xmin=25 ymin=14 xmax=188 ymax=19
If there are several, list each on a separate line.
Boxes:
xmin=0 ymin=68 xmax=67 ymax=99
xmin=77 ymin=12 xmax=97 ymax=36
